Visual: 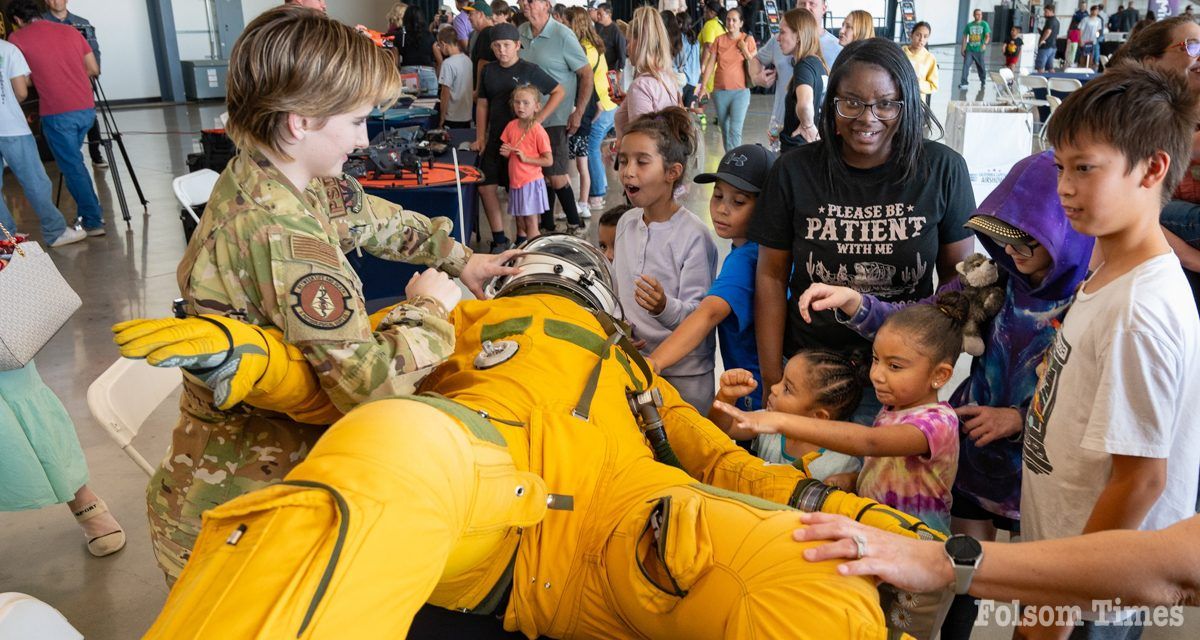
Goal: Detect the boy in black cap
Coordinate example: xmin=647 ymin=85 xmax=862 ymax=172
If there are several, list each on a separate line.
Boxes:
xmin=648 ymin=143 xmax=777 ymax=411
xmin=473 ymin=22 xmax=565 ymax=250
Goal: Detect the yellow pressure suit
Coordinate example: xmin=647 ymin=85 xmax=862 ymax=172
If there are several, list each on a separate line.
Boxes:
xmin=145 ymin=293 xmax=939 ymax=639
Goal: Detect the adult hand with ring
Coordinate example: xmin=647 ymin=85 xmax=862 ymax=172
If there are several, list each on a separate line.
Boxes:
xmin=853 ymin=534 xmax=869 ymax=559
xmin=793 ymin=512 xmax=954 ymax=592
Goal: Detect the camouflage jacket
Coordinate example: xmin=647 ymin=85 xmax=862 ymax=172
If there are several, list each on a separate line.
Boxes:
xmin=177 ymin=151 xmax=473 ymax=414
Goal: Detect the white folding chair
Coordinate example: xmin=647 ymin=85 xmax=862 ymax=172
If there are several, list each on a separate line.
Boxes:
xmin=990 ymin=71 xmax=1017 ymax=104
xmin=1015 ymin=74 xmax=1050 ymax=107
xmin=172 ymin=169 xmax=220 ymax=226
xmin=87 ymin=358 xmax=181 ymax=476
xmin=1037 ymin=95 xmax=1064 ymax=150
xmin=1048 ymin=77 xmax=1084 ymax=93
xmin=997 ymin=67 xmax=1015 ymax=84
xmin=0 ymin=593 xmax=83 ymax=640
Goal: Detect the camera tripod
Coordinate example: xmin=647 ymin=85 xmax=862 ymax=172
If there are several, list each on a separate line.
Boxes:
xmin=54 ymin=75 xmax=149 ymax=229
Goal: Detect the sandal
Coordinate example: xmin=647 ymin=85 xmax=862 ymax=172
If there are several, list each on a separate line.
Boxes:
xmin=72 ymin=499 xmax=126 ymax=557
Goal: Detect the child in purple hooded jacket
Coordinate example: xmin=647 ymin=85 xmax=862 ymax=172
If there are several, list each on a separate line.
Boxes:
xmin=795 ymin=151 xmax=1094 ymax=639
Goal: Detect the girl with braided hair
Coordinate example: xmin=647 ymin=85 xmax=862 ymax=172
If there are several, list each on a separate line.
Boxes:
xmin=709 ymin=348 xmax=870 ymax=493
xmin=716 ymin=291 xmax=970 ymax=535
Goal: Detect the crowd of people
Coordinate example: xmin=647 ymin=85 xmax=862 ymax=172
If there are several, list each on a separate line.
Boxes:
xmin=5 ymin=1 xmax=1200 ymax=638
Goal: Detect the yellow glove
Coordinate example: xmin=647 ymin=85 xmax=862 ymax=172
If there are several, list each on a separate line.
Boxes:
xmin=112 ymin=315 xmax=340 ymax=424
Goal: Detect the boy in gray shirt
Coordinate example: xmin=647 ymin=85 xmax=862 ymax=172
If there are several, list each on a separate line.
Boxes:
xmin=436 ymin=27 xmax=473 ymax=128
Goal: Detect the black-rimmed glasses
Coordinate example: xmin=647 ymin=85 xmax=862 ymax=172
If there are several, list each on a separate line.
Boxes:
xmin=833 ymin=97 xmax=904 ymax=121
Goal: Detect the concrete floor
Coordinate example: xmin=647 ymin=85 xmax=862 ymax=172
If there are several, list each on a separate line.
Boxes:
xmin=0 ymin=45 xmax=1193 ymax=639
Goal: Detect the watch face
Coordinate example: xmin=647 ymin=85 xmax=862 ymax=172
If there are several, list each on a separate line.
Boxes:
xmin=946 ymin=534 xmax=983 ymax=563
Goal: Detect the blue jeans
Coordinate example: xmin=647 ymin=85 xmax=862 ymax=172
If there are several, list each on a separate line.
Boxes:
xmin=712 ymin=88 xmax=750 ymax=152
xmin=1036 ymin=46 xmax=1056 ymax=71
xmin=0 ymin=134 xmax=68 ymax=243
xmin=1162 ymin=199 xmax=1200 ymax=246
xmin=960 ymin=49 xmax=986 ymax=84
xmin=40 ymin=108 xmax=102 ymax=230
xmin=587 ymin=107 xmax=615 ymax=198
xmin=401 ymin=66 xmax=438 ymax=97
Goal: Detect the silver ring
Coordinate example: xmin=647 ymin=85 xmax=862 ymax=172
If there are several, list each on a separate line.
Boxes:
xmin=853 ymin=534 xmax=869 ymax=559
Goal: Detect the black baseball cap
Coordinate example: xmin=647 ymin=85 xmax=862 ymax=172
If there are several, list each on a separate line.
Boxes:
xmin=693 ymin=144 xmax=778 ymax=194
xmin=491 ymin=22 xmax=520 ymax=42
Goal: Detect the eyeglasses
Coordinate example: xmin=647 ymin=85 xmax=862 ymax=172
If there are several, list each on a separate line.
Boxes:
xmin=833 ymin=97 xmax=904 ymax=121
xmin=1171 ymin=40 xmax=1200 ymax=57
xmin=1010 ymin=238 xmax=1041 ymax=258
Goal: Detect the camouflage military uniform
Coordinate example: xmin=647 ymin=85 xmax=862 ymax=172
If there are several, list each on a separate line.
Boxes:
xmin=150 ymin=151 xmax=472 ymax=581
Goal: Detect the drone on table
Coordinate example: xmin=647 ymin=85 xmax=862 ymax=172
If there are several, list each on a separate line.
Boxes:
xmin=343 ymin=127 xmax=453 ymax=186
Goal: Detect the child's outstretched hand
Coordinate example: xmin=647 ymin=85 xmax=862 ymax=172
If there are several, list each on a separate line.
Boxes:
xmin=711 ymin=400 xmax=783 ymax=434
xmin=634 ymin=275 xmax=667 ymax=315
xmin=796 ymin=283 xmax=864 ymax=323
xmin=716 ymin=369 xmax=758 ymax=402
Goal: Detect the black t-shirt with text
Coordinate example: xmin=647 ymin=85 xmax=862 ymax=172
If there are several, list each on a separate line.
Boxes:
xmin=1040 ymin=17 xmax=1060 ymax=48
xmin=781 ymin=55 xmax=825 ymax=149
xmin=748 ymin=140 xmax=975 ymax=354
xmin=477 ymin=59 xmax=559 ymax=142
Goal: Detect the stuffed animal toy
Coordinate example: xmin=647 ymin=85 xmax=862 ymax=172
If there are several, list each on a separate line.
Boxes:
xmin=956 ymin=253 xmax=1006 ymax=356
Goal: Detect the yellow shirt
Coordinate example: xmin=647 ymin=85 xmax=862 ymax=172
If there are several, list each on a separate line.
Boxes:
xmin=699 ymin=18 xmax=726 ymax=93
xmin=904 ymin=45 xmax=939 ymax=96
xmin=586 ymin=42 xmax=617 ymax=112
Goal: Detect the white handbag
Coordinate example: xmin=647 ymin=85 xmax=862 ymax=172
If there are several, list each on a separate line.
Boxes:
xmin=0 ymin=222 xmax=82 ymax=370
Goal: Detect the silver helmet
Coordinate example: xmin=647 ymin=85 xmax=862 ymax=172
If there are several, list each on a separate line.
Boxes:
xmin=483 ymin=234 xmax=623 ymax=319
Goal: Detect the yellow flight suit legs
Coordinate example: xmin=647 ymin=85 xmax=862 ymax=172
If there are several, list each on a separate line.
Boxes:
xmin=597 ymin=484 xmax=889 ymax=639
xmin=144 ymin=398 xmax=547 ymax=639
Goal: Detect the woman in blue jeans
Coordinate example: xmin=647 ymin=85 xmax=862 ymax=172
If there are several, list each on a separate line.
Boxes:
xmin=697 ymin=8 xmax=755 ymax=152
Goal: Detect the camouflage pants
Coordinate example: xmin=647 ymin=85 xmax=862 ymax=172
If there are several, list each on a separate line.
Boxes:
xmin=147 ymin=387 xmax=327 ymax=583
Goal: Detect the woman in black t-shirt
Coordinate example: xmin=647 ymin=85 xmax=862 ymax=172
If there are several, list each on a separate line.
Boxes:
xmin=398 ymin=6 xmax=438 ymax=97
xmin=749 ymin=38 xmax=976 ymax=424
xmin=779 ymin=8 xmax=828 ymax=154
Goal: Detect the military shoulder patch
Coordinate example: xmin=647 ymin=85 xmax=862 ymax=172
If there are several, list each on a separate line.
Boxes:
xmin=323 ymin=175 xmax=364 ymax=218
xmin=290 ymin=235 xmax=342 ymax=269
xmin=290 ymin=273 xmax=355 ymax=329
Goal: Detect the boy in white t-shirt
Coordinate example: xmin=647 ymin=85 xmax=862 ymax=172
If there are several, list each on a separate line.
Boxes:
xmin=1021 ymin=64 xmax=1200 ymax=638
xmin=435 ymin=26 xmax=473 ymax=129
xmin=0 ymin=39 xmax=83 ymax=247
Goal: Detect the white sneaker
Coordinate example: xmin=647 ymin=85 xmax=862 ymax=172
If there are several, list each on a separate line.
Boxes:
xmin=577 ymin=201 xmax=592 ymax=219
xmin=50 ymin=227 xmax=86 ymax=247
xmin=588 ymin=196 xmax=605 ymax=209
xmin=554 ymin=210 xmax=567 ymax=220
xmin=84 ymin=226 xmax=106 ymax=237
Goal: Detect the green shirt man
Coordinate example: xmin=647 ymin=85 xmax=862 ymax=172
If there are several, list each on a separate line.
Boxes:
xmin=962 ymin=10 xmax=992 ymax=54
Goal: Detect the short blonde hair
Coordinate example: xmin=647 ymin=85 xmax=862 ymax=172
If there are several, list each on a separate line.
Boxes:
xmin=386 ymin=2 xmax=408 ymax=28
xmin=226 ymin=6 xmax=402 ymax=158
xmin=627 ymin=6 xmax=672 ymax=77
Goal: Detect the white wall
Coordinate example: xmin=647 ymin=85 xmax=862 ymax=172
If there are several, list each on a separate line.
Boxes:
xmin=61 ymin=0 xmax=162 ymax=101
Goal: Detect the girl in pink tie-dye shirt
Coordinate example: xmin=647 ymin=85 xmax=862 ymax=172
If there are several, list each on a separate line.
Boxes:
xmin=714 ymin=293 xmax=968 ymax=535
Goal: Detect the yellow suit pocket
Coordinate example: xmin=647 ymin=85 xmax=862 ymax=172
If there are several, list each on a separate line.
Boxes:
xmin=632 ymin=493 xmax=715 ymax=614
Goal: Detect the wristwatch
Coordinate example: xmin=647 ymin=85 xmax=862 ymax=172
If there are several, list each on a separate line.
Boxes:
xmin=944 ymin=534 xmax=984 ymax=595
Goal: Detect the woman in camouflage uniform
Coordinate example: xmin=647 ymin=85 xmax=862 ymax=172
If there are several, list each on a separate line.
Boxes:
xmin=131 ymin=6 xmax=517 ymax=581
